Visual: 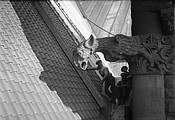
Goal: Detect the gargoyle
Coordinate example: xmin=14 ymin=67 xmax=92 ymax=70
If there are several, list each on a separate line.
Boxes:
xmin=73 ymin=34 xmax=173 ymax=73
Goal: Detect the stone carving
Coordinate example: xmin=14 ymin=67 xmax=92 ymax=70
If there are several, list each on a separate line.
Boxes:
xmin=129 ymin=34 xmax=174 ymax=74
xmin=73 ymin=34 xmax=173 ymax=74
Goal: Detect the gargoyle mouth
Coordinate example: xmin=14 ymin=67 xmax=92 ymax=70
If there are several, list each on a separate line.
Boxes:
xmin=81 ymin=61 xmax=87 ymax=70
xmin=73 ymin=60 xmax=88 ymax=70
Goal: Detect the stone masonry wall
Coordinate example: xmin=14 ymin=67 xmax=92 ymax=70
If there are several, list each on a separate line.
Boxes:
xmin=162 ymin=7 xmax=175 ymax=120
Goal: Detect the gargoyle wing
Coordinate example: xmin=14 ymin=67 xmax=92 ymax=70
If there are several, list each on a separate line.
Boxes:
xmin=115 ymin=34 xmax=133 ymax=54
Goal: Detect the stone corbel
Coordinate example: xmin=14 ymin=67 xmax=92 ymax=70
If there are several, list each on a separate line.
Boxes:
xmin=73 ymin=34 xmax=174 ymax=75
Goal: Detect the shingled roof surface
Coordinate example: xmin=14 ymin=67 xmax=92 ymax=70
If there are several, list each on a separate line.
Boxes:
xmin=0 ymin=1 xmax=103 ymax=120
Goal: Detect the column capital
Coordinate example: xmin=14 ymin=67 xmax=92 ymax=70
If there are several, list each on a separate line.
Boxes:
xmin=127 ymin=34 xmax=174 ymax=75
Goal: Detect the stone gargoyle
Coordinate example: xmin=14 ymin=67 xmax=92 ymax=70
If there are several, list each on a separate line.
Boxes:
xmin=73 ymin=34 xmax=174 ymax=73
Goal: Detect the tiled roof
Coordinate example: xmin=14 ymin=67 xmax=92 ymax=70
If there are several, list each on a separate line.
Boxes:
xmin=0 ymin=1 xmax=103 ymax=120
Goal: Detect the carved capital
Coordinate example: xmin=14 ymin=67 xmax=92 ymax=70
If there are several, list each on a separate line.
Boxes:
xmin=128 ymin=34 xmax=174 ymax=75
xmin=129 ymin=56 xmax=161 ymax=75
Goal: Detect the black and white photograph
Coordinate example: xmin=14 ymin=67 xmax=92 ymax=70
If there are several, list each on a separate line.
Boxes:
xmin=0 ymin=0 xmax=174 ymax=120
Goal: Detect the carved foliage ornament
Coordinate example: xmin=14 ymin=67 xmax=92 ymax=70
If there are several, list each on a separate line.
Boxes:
xmin=129 ymin=34 xmax=174 ymax=74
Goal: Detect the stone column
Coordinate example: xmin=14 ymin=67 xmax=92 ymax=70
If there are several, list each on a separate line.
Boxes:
xmin=132 ymin=74 xmax=165 ymax=120
xmin=130 ymin=1 xmax=173 ymax=119
xmin=128 ymin=34 xmax=173 ymax=120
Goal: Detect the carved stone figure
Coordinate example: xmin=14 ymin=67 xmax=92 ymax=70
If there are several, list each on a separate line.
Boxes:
xmin=73 ymin=34 xmax=174 ymax=74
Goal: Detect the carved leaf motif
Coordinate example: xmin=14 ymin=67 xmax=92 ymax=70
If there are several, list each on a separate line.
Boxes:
xmin=141 ymin=34 xmax=160 ymax=54
xmin=161 ymin=36 xmax=172 ymax=45
xmin=159 ymin=47 xmax=173 ymax=61
xmin=129 ymin=34 xmax=174 ymax=74
xmin=130 ymin=57 xmax=149 ymax=74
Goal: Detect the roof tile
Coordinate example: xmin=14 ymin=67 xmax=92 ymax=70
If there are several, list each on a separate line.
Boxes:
xmin=48 ymin=112 xmax=58 ymax=120
xmin=0 ymin=79 xmax=7 ymax=92
xmin=8 ymin=102 xmax=18 ymax=116
xmin=55 ymin=102 xmax=65 ymax=112
xmin=1 ymin=91 xmax=14 ymax=103
xmin=18 ymin=115 xmax=30 ymax=120
xmin=37 ymin=102 xmax=46 ymax=114
xmin=22 ymin=103 xmax=33 ymax=115
xmin=43 ymin=102 xmax=53 ymax=113
xmin=0 ymin=102 xmax=9 ymax=117
xmin=42 ymin=112 xmax=52 ymax=120
xmin=12 ymin=103 xmax=24 ymax=115
xmin=0 ymin=61 xmax=8 ymax=72
xmin=40 ymin=102 xmax=50 ymax=113
xmin=0 ymin=40 xmax=9 ymax=49
xmin=27 ymin=103 xmax=36 ymax=115
xmin=34 ymin=103 xmax=43 ymax=114
xmin=25 ymin=92 xmax=36 ymax=103
xmin=2 ymin=115 xmax=19 ymax=120
xmin=29 ymin=103 xmax=39 ymax=114
xmin=12 ymin=82 xmax=23 ymax=92
xmin=61 ymin=112 xmax=72 ymax=120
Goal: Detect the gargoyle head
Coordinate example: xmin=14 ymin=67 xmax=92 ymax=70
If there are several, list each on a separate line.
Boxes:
xmin=73 ymin=35 xmax=98 ymax=70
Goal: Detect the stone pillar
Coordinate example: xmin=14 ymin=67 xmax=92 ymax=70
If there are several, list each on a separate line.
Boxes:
xmin=130 ymin=1 xmax=173 ymax=119
xmin=128 ymin=34 xmax=173 ymax=120
xmin=132 ymin=74 xmax=165 ymax=120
